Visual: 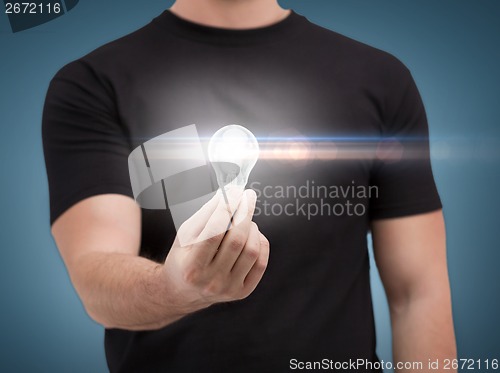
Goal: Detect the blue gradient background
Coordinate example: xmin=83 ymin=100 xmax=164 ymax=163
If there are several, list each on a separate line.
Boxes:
xmin=1 ymin=1 xmax=499 ymax=371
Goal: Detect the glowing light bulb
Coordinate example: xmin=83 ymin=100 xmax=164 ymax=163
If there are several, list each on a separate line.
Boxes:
xmin=208 ymin=124 xmax=259 ymax=199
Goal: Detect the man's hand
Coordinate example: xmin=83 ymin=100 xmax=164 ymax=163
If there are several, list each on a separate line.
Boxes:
xmin=162 ymin=189 xmax=270 ymax=314
xmin=51 ymin=189 xmax=269 ymax=331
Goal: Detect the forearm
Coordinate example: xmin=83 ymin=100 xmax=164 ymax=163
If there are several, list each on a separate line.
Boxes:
xmin=54 ymin=191 xmax=266 ymax=332
xmin=391 ymin=294 xmax=457 ymax=372
xmin=68 ymin=251 xmax=197 ymax=331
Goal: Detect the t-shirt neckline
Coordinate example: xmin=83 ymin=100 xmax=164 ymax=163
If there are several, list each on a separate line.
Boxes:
xmin=153 ymin=9 xmax=307 ymax=46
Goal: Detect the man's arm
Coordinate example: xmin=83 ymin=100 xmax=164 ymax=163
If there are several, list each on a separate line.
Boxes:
xmin=52 ymin=191 xmax=269 ymax=331
xmin=371 ymin=210 xmax=456 ymax=372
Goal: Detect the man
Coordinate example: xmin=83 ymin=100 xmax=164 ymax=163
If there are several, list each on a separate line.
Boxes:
xmin=42 ymin=0 xmax=456 ymax=371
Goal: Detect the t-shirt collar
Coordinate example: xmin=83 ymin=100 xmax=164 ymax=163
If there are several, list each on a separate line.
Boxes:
xmin=153 ymin=9 xmax=307 ymax=46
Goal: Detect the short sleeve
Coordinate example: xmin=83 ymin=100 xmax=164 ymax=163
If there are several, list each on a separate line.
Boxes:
xmin=42 ymin=60 xmax=133 ymax=225
xmin=369 ymin=63 xmax=442 ymax=220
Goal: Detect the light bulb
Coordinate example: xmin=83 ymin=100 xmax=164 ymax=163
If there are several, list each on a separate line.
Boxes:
xmin=208 ymin=124 xmax=259 ymax=196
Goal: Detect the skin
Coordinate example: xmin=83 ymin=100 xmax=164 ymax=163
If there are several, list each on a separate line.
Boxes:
xmin=53 ymin=190 xmax=269 ymax=331
xmin=170 ymin=0 xmax=290 ymax=29
xmin=372 ymin=211 xmax=457 ymax=372
xmin=51 ymin=0 xmax=457 ymax=371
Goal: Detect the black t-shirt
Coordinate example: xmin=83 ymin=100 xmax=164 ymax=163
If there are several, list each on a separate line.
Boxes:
xmin=42 ymin=10 xmax=441 ymax=373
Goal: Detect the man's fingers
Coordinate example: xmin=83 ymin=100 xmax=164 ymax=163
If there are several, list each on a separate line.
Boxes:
xmin=209 ymin=190 xmax=257 ymax=267
xmin=212 ymin=212 xmax=256 ymax=273
xmin=176 ymin=192 xmax=222 ymax=245
xmin=230 ymin=188 xmax=257 ymax=227
xmin=192 ymin=194 xmax=233 ymax=263
xmin=242 ymin=232 xmax=270 ymax=295
xmin=229 ymin=222 xmax=261 ymax=280
xmin=188 ymin=189 xmax=257 ymax=267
